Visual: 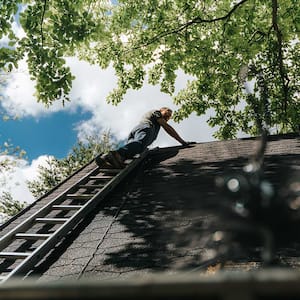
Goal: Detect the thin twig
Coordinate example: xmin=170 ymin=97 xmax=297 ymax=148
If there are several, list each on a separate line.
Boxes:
xmin=40 ymin=0 xmax=47 ymax=49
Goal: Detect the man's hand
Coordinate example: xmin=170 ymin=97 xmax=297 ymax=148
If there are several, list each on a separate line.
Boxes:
xmin=181 ymin=141 xmax=196 ymax=146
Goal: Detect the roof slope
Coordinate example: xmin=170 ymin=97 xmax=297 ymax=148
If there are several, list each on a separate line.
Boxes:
xmin=1 ymin=134 xmax=300 ymax=282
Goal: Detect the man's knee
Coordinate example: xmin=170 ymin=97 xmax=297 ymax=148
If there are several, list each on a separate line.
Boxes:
xmin=129 ymin=141 xmax=144 ymax=154
xmin=118 ymin=141 xmax=144 ymax=159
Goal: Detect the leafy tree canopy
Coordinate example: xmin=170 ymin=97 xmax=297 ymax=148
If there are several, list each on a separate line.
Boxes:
xmin=1 ymin=0 xmax=299 ymax=138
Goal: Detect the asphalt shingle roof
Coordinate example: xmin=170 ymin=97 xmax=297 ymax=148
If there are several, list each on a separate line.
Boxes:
xmin=1 ymin=133 xmax=299 ymax=282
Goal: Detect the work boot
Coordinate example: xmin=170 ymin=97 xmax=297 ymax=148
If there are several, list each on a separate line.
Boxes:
xmin=107 ymin=151 xmax=126 ymax=169
xmin=104 ymin=151 xmax=125 ymax=169
xmin=95 ymin=151 xmax=126 ymax=169
xmin=95 ymin=154 xmax=113 ymax=168
xmin=111 ymin=151 xmax=126 ymax=168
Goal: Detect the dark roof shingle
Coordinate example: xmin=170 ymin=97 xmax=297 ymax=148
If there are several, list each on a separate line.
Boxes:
xmin=1 ymin=133 xmax=299 ymax=282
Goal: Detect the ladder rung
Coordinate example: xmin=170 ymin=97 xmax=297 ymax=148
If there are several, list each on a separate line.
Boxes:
xmin=35 ymin=218 xmax=68 ymax=224
xmin=79 ymin=184 xmax=105 ymax=189
xmin=0 ymin=252 xmax=31 ymax=259
xmin=15 ymin=233 xmax=51 ymax=240
xmin=89 ymin=176 xmax=114 ymax=180
xmin=52 ymin=205 xmax=83 ymax=210
xmin=101 ymin=169 xmax=121 ymax=174
xmin=99 ymin=175 xmax=114 ymax=178
xmin=66 ymin=194 xmax=93 ymax=200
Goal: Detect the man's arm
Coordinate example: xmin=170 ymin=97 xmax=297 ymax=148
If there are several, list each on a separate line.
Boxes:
xmin=157 ymin=118 xmax=187 ymax=145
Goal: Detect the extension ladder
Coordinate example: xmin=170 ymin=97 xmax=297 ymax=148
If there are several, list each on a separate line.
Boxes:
xmin=0 ymin=151 xmax=148 ymax=283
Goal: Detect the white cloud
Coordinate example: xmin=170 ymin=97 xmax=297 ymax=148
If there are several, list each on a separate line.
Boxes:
xmin=0 ymin=155 xmax=50 ymax=204
xmin=1 ymin=59 xmax=66 ymax=118
xmin=65 ymin=58 xmax=216 ymax=145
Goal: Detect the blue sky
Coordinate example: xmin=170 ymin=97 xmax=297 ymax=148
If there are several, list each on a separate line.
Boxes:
xmin=1 ymin=108 xmax=92 ymax=161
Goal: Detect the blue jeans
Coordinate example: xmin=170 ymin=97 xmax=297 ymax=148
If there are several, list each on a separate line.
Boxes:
xmin=117 ymin=125 xmax=158 ymax=159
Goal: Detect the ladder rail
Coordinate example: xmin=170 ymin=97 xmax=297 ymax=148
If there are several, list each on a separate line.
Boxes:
xmin=1 ymin=151 xmax=148 ymax=282
xmin=0 ymin=165 xmax=99 ymax=251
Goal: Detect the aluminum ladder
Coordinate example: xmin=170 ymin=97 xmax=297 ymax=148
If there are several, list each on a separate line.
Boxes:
xmin=0 ymin=151 xmax=148 ymax=283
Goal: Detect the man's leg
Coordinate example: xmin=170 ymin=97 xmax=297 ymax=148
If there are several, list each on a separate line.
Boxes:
xmin=95 ymin=127 xmax=152 ymax=169
xmin=117 ymin=127 xmax=152 ymax=159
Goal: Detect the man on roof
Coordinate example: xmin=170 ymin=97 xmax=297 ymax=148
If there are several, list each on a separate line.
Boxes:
xmin=96 ymin=107 xmax=191 ymax=168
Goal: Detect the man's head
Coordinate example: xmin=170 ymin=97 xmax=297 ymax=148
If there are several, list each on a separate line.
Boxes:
xmin=160 ymin=107 xmax=173 ymax=121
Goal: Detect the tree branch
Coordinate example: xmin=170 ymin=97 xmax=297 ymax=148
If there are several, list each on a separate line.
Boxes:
xmin=40 ymin=0 xmax=47 ymax=49
xmin=127 ymin=0 xmax=249 ymax=52
xmin=192 ymin=0 xmax=249 ymax=24
xmin=271 ymin=0 xmax=290 ymax=115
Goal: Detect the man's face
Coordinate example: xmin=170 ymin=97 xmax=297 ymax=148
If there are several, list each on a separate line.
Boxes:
xmin=161 ymin=109 xmax=172 ymax=121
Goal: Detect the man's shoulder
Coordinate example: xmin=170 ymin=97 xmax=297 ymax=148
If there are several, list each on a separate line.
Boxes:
xmin=151 ymin=110 xmax=162 ymax=119
xmin=142 ymin=109 xmax=162 ymax=120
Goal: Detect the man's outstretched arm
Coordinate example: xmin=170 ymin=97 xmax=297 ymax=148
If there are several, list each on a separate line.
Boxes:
xmin=158 ymin=118 xmax=188 ymax=145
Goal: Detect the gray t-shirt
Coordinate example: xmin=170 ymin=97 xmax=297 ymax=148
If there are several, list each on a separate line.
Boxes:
xmin=136 ymin=109 xmax=162 ymax=142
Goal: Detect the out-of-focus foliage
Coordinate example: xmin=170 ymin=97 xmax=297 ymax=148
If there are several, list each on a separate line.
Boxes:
xmin=1 ymin=0 xmax=299 ymax=138
xmin=0 ymin=191 xmax=26 ymax=224
xmin=0 ymin=140 xmax=26 ymax=172
xmin=27 ymin=132 xmax=114 ymax=199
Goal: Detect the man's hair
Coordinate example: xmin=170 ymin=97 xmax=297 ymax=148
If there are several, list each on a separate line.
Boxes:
xmin=160 ymin=107 xmax=172 ymax=113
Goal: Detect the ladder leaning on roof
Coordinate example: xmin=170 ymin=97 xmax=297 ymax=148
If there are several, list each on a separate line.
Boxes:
xmin=0 ymin=151 xmax=149 ymax=283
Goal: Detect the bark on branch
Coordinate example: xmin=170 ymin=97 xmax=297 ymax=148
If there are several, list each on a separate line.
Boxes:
xmin=40 ymin=0 xmax=47 ymax=49
xmin=272 ymin=0 xmax=290 ymax=115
